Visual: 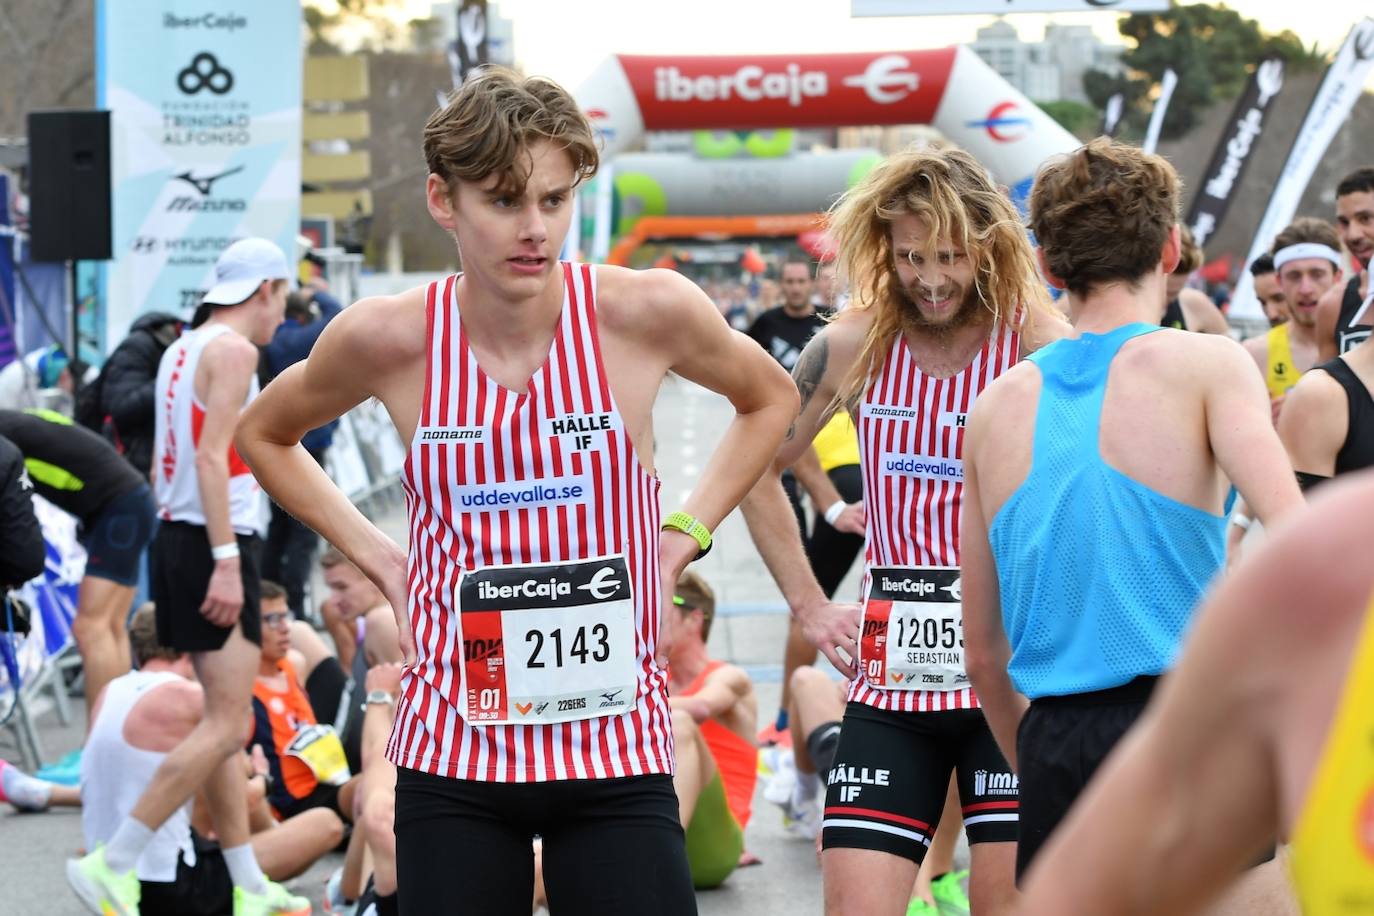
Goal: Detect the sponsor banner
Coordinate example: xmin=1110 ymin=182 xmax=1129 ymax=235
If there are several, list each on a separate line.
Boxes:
xmin=852 ymin=0 xmax=1167 ymax=13
xmin=96 ymin=1 xmax=302 ymax=351
xmin=450 ymin=474 xmax=593 ymax=511
xmin=616 ymin=50 xmax=956 ymax=132
xmin=1231 ymin=19 xmax=1374 ymax=320
xmin=1140 ymin=68 xmax=1178 ymax=155
xmin=579 ymin=47 xmax=1078 ymax=205
xmin=1185 ymin=58 xmax=1285 ymax=248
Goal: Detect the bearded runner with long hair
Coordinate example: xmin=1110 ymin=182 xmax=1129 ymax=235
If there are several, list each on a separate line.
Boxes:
xmin=741 ymin=146 xmax=1069 ymax=915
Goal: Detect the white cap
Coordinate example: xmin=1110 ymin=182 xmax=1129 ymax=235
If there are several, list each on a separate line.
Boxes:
xmin=202 ymin=238 xmax=292 ymax=306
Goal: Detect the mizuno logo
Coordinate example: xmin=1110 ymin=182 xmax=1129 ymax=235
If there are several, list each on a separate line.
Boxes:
xmin=174 ymin=165 xmax=244 ymax=196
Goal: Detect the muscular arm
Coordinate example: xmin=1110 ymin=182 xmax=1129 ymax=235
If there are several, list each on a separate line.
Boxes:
xmin=194 ymin=337 xmax=258 ymax=626
xmin=738 ymin=324 xmax=863 ymax=675
xmin=1276 ymin=370 xmax=1346 ymax=479
xmin=1204 ymin=339 xmax=1303 ymax=527
xmin=237 ymin=296 xmax=414 ymax=661
xmin=960 ymin=401 xmax=1026 ymax=769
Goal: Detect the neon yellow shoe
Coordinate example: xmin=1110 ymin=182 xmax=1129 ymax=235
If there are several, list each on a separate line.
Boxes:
xmin=906 ymin=898 xmax=938 ymax=916
xmin=65 ymin=844 xmax=141 ymax=916
xmin=233 ymin=881 xmax=312 ymax=916
xmin=931 ymin=869 xmax=971 ymax=916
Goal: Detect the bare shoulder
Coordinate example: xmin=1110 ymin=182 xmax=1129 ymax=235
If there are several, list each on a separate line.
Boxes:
xmin=593 ymin=265 xmax=711 ymax=335
xmin=202 ymin=327 xmax=259 ymax=371
xmin=1020 ymin=310 xmax=1072 ymax=355
xmin=821 ymin=308 xmax=871 ymax=365
xmin=145 ymin=678 xmax=205 ymax=719
xmin=327 ymin=286 xmax=428 ymax=364
xmin=706 ymin=660 xmax=753 ymax=691
xmin=1179 ymin=288 xmax=1229 ymax=333
xmin=968 ymin=359 xmax=1040 ymax=436
xmin=1282 ymin=365 xmax=1346 ymax=426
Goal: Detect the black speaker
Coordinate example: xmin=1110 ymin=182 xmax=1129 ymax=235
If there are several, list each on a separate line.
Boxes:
xmin=26 ymin=110 xmax=112 ymax=262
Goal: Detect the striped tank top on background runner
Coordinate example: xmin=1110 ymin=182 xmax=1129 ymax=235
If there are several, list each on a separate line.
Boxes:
xmin=386 ymin=263 xmax=673 ymax=783
xmin=850 ymin=321 xmax=1020 ymax=713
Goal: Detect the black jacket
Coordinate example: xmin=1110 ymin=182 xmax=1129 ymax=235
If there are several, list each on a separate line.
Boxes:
xmin=96 ymin=312 xmax=183 ymax=477
xmin=0 ymin=434 xmax=45 ymax=588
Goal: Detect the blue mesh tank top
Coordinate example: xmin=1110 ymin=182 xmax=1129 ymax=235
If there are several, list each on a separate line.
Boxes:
xmin=987 ymin=323 xmax=1231 ymax=700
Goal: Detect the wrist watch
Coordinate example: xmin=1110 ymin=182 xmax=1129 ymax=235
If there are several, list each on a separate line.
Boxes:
xmin=365 ymin=689 xmax=395 ymax=707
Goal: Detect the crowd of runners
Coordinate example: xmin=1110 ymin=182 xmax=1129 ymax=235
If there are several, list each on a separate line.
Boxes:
xmin=1 ymin=65 xmax=1372 ymax=916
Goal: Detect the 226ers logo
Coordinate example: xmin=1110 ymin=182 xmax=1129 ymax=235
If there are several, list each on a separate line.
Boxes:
xmin=456 ymin=556 xmax=638 ymax=726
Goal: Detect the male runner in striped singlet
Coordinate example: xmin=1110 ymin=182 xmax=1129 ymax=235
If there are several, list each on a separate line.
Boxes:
xmin=1315 ymin=167 xmax=1374 ymax=360
xmin=1012 ymin=473 xmax=1374 ymax=916
xmin=961 ymin=138 xmax=1302 ymax=911
xmin=235 ymin=68 xmax=797 ymax=916
xmin=741 ymin=145 xmax=1070 ymax=915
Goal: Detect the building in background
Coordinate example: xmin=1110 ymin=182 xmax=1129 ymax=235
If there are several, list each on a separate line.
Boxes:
xmin=972 ymin=19 xmax=1124 ymax=104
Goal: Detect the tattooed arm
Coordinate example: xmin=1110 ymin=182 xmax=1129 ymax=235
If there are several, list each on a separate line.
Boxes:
xmin=740 ymin=316 xmax=868 ymax=676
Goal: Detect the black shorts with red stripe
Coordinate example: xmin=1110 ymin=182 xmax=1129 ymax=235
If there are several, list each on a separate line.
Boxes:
xmin=821 ymin=702 xmax=1018 ymax=863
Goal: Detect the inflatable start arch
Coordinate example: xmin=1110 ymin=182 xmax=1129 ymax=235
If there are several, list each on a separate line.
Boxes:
xmin=577 ymin=46 xmax=1081 ymax=209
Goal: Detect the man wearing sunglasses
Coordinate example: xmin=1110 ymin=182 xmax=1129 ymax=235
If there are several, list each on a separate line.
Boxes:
xmin=248 ymin=581 xmax=362 ymax=825
xmin=665 ymin=571 xmax=760 ymax=890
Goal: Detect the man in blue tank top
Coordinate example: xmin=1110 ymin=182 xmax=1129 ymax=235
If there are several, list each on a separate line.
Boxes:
xmin=958 ymin=139 xmax=1303 ymax=899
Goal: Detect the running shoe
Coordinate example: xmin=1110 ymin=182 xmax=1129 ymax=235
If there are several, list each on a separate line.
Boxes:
xmin=37 ymin=747 xmax=83 ymax=786
xmin=906 ymin=898 xmax=939 ymax=916
xmin=756 ymin=721 xmax=793 ymax=748
xmin=0 ymin=758 xmax=51 ymax=811
xmin=763 ymin=752 xmax=823 ymax=839
xmin=233 ymin=880 xmax=312 ymax=916
xmin=66 ymin=845 xmax=140 ymax=916
xmin=931 ymin=869 xmax=971 ymax=916
xmin=323 ymin=866 xmax=357 ymax=916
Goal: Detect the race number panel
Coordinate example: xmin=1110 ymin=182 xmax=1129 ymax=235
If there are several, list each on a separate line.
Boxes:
xmin=859 ymin=566 xmax=967 ymax=691
xmin=457 ymin=556 xmax=637 ymax=726
xmin=285 ymin=724 xmax=351 ymax=786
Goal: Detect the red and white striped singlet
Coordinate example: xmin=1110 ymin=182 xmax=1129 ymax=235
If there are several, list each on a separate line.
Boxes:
xmin=386 ymin=263 xmax=674 ymax=782
xmin=849 ymin=322 xmax=1020 ymax=713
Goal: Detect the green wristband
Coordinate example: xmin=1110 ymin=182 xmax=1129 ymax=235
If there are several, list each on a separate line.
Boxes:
xmin=662 ymin=511 xmax=712 ymax=560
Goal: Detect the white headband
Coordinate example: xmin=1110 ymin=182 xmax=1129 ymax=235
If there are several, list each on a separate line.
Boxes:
xmin=1273 ymin=243 xmax=1342 ymax=271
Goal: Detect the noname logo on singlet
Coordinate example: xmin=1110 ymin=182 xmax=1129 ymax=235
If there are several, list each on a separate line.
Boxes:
xmin=452 ymin=473 xmax=592 ymax=511
xmin=541 ymin=412 xmax=616 ymax=451
xmin=973 ymin=769 xmax=1018 ymax=797
xmin=416 ymin=425 xmax=488 ymax=445
xmin=861 ymin=404 xmax=967 ymax=429
xmin=460 ymin=558 xmax=631 ymax=612
xmin=881 ymin=453 xmax=963 ymax=482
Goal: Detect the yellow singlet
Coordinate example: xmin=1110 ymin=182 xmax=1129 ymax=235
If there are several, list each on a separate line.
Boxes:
xmin=1289 ymin=594 xmax=1374 ymax=913
xmin=1267 ymin=323 xmax=1301 ymax=401
xmin=812 ymin=412 xmax=860 ymax=473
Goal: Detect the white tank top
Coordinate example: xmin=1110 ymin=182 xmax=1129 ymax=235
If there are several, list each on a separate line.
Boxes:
xmin=152 ymin=323 xmax=265 ymax=535
xmin=81 ymin=670 xmax=196 ymax=883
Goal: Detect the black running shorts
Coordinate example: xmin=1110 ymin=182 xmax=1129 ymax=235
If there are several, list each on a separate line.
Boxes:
xmin=139 ymin=830 xmax=232 ymax=916
xmin=822 ymin=702 xmax=1018 ymax=863
xmin=1014 ymin=677 xmax=1155 ymax=879
xmin=152 ymin=521 xmax=263 ymax=651
xmin=394 ymin=768 xmax=697 ymax=916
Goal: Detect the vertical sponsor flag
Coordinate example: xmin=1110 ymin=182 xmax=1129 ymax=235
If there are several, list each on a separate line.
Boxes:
xmin=96 ymin=1 xmax=302 ymax=351
xmin=1185 ymin=58 xmax=1285 ymax=248
xmin=1100 ymin=92 xmax=1125 ymax=138
xmin=1140 ymin=68 xmax=1178 ymax=154
xmin=449 ymin=0 xmax=489 ymax=88
xmin=1231 ymin=18 xmax=1374 ymax=320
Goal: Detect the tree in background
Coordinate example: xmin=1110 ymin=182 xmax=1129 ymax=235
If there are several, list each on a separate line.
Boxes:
xmin=1084 ymin=2 xmax=1323 ymax=141
xmin=1037 ymin=99 xmax=1101 ymax=140
xmin=305 ymin=0 xmax=420 ymax=54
